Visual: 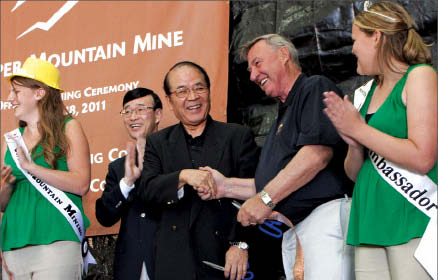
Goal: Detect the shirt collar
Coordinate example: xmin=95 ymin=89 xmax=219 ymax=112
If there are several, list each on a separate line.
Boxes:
xmin=181 ymin=115 xmax=212 ymax=143
xmin=284 ymin=73 xmax=306 ymax=105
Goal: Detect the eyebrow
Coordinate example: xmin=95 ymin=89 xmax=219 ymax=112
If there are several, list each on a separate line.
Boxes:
xmin=123 ymin=103 xmax=150 ymax=109
xmin=175 ymin=81 xmax=205 ymax=89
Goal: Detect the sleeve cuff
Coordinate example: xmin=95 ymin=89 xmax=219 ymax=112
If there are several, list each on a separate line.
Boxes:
xmin=177 ymin=186 xmax=185 ymax=200
xmin=119 ymin=178 xmax=135 ymax=199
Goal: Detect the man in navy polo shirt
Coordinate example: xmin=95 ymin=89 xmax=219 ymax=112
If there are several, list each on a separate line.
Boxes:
xmin=204 ymin=34 xmax=354 ymax=280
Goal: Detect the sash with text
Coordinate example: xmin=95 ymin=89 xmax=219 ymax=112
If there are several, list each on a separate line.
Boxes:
xmin=369 ymin=150 xmax=437 ymax=279
xmin=4 ymin=128 xmax=96 ymax=274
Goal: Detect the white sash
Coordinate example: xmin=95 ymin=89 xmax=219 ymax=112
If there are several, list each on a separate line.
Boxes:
xmin=353 ymin=79 xmax=373 ymax=111
xmin=4 ymin=128 xmax=96 ymax=275
xmin=368 ymin=150 xmax=437 ymax=279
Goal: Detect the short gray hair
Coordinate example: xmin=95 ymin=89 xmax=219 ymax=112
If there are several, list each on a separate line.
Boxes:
xmin=240 ymin=34 xmax=301 ymax=71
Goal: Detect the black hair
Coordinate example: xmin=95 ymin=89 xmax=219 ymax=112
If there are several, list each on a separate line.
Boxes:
xmin=122 ymin=87 xmax=162 ymax=109
xmin=163 ymin=61 xmax=210 ymax=96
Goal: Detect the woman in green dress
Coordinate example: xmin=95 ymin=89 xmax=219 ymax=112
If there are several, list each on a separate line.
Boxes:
xmin=323 ymin=2 xmax=436 ymax=280
xmin=0 ymin=57 xmax=91 ymax=279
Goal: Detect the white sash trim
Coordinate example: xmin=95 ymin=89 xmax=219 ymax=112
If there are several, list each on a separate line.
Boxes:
xmin=353 ymin=79 xmax=373 ymax=111
xmin=368 ymin=150 xmax=437 ymax=279
xmin=4 ymin=128 xmax=95 ymax=274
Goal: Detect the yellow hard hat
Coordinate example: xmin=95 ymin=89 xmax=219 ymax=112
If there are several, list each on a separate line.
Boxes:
xmin=7 ymin=57 xmax=62 ymax=91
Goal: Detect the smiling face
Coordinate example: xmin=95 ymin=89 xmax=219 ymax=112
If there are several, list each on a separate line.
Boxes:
xmin=247 ymin=40 xmax=291 ymax=101
xmin=351 ymin=24 xmax=379 ymax=75
xmin=166 ymin=65 xmax=211 ymax=130
xmin=122 ymin=95 xmax=161 ymax=140
xmin=7 ymin=81 xmax=41 ymax=122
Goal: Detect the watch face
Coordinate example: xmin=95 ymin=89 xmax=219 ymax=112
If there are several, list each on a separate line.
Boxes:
xmin=260 ymin=190 xmax=275 ymax=209
xmin=231 ymin=241 xmax=248 ymax=250
xmin=240 ymin=242 xmax=248 ymax=250
xmin=261 ymin=194 xmax=270 ymax=204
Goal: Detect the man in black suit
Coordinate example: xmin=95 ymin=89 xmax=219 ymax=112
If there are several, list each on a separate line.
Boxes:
xmin=95 ymin=88 xmax=163 ymax=280
xmin=134 ymin=61 xmax=259 ymax=280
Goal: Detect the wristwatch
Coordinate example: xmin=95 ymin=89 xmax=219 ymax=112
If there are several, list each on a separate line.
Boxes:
xmin=260 ymin=190 xmax=276 ymax=209
xmin=230 ymin=241 xmax=249 ymax=250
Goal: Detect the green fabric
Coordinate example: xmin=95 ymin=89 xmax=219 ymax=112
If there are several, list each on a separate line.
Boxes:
xmin=1 ymin=120 xmax=90 ymax=251
xmin=347 ymin=64 xmax=436 ymax=246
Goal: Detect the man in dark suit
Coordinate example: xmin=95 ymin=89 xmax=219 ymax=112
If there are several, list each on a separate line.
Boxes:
xmin=133 ymin=61 xmax=259 ymax=280
xmin=95 ymin=88 xmax=163 ymax=280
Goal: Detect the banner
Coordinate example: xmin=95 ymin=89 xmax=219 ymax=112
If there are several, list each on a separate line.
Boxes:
xmin=1 ymin=1 xmax=230 ymax=235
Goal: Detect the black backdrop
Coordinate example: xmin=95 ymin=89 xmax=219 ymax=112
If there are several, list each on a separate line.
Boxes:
xmin=228 ymin=0 xmax=437 ymax=145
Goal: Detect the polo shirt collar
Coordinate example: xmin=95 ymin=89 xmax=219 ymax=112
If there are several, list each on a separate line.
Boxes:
xmin=180 ymin=115 xmax=212 ymax=142
xmin=284 ymin=73 xmax=306 ymax=105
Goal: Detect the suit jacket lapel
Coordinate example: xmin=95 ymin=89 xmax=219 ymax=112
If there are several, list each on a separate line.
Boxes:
xmin=189 ymin=120 xmax=225 ymax=228
xmin=169 ymin=124 xmax=202 ymax=229
xmin=200 ymin=120 xmax=224 ymax=168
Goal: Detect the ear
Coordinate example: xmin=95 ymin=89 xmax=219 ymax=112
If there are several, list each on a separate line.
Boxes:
xmin=154 ymin=108 xmax=162 ymax=125
xmin=34 ymin=88 xmax=46 ymax=101
xmin=373 ymin=30 xmax=382 ymax=47
xmin=278 ymin=46 xmax=290 ymax=64
xmin=165 ymin=95 xmax=173 ymax=111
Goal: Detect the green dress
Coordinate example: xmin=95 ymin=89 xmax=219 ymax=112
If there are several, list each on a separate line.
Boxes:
xmin=1 ymin=122 xmax=90 ymax=251
xmin=347 ymin=64 xmax=437 ymax=246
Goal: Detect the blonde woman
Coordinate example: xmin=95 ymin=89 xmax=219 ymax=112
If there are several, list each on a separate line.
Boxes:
xmin=0 ymin=57 xmax=90 ymax=279
xmin=323 ymin=1 xmax=436 ymax=279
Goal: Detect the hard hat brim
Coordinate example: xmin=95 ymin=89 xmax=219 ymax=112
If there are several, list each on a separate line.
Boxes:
xmin=6 ymin=73 xmax=63 ymax=92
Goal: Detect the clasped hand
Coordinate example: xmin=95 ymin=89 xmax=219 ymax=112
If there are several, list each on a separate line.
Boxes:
xmin=1 ymin=166 xmax=16 ymax=187
xmin=123 ymin=142 xmax=143 ymax=186
xmin=323 ymin=91 xmax=364 ymax=148
xmin=13 ymin=139 xmax=33 ymax=171
xmin=237 ymin=195 xmax=272 ymax=226
xmin=181 ymin=169 xmax=217 ymax=200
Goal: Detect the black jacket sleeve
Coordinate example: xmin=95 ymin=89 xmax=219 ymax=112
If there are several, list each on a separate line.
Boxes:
xmin=95 ymin=158 xmax=131 ymax=227
xmin=138 ymin=135 xmax=181 ymax=208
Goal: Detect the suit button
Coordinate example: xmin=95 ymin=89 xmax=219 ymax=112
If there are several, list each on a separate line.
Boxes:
xmin=172 ymin=226 xmax=177 ymax=231
xmin=215 ymin=231 xmax=220 ymax=236
xmin=140 ymin=213 xmax=146 ymax=218
xmin=167 ymin=200 xmax=175 ymax=205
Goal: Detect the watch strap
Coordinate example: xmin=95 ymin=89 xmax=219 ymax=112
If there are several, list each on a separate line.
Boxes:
xmin=230 ymin=241 xmax=249 ymax=250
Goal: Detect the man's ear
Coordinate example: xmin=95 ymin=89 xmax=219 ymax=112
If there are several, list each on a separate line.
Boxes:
xmin=34 ymin=88 xmax=46 ymax=101
xmin=154 ymin=108 xmax=162 ymax=125
xmin=279 ymin=46 xmax=291 ymax=64
xmin=166 ymin=95 xmax=173 ymax=111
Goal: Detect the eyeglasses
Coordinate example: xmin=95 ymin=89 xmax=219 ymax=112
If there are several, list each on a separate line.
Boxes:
xmin=170 ymin=85 xmax=208 ymax=99
xmin=363 ymin=1 xmax=397 ymax=22
xmin=120 ymin=105 xmax=154 ymax=117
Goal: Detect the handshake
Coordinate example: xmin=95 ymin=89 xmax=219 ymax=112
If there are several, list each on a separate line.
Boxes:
xmin=179 ymin=166 xmax=224 ymax=200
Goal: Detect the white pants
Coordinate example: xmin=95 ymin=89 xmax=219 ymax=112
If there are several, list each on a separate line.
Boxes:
xmin=355 ymin=238 xmax=432 ymax=280
xmin=2 ymin=240 xmax=82 ymax=280
xmin=140 ymin=262 xmax=150 ymax=280
xmin=282 ymin=197 xmax=354 ymax=280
